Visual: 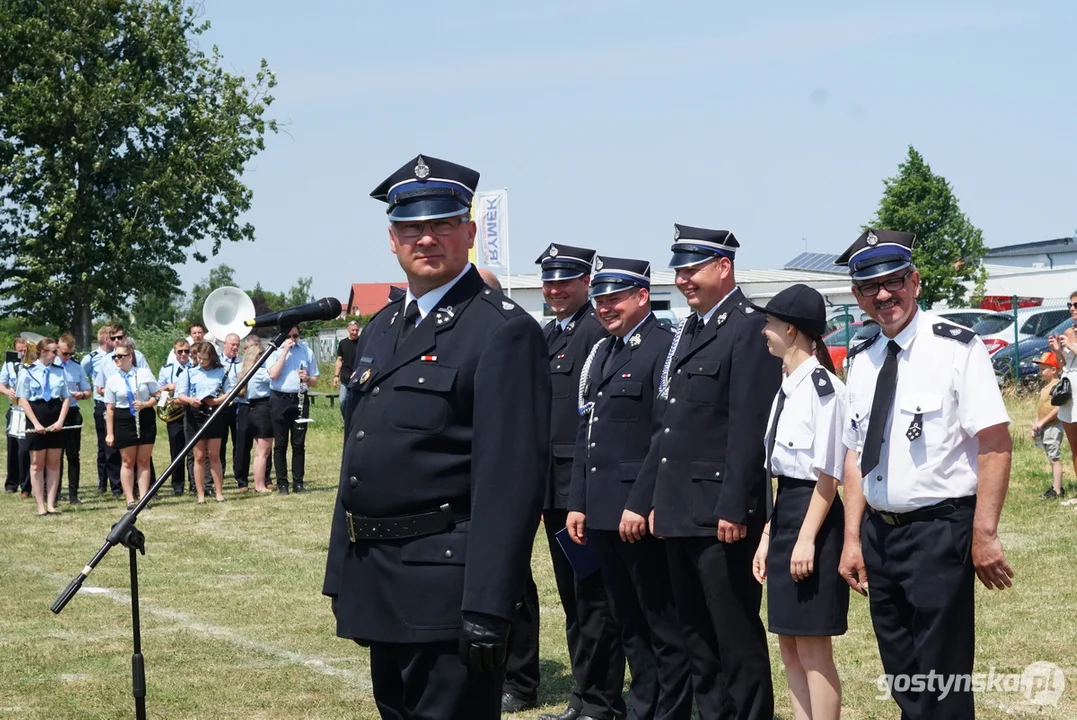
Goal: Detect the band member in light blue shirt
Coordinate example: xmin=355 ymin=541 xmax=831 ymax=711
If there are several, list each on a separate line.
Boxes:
xmin=103 ymin=339 xmax=159 ymax=509
xmin=177 ymin=341 xmax=234 ymax=504
xmin=57 ymin=334 xmax=92 ymax=504
xmin=16 ymin=338 xmax=70 ymax=515
xmin=267 ymin=326 xmax=319 ymax=494
xmin=158 ymin=339 xmax=194 ymax=496
xmin=1 ymin=337 xmax=30 ymax=496
xmin=237 ymin=335 xmax=274 ymax=493
xmin=83 ymin=326 xmax=116 ymax=494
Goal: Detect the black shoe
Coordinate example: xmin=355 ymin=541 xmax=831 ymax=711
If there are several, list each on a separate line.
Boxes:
xmin=538 ymin=709 xmax=582 ymax=720
xmin=293 ymin=483 xmax=306 ymax=494
xmin=1042 ymin=488 xmax=1060 ymax=500
xmin=501 ymin=693 xmax=537 ymax=713
xmin=279 ymin=484 xmax=289 ymax=495
xmin=173 ymin=488 xmax=185 ymax=496
xmin=69 ymin=496 xmax=83 ymax=505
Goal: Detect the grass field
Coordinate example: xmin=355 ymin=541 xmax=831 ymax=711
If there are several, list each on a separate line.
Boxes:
xmin=1 ymin=393 xmax=1075 ymax=719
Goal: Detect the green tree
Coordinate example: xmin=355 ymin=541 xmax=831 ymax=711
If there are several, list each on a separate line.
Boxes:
xmin=0 ymin=0 xmax=277 ymax=348
xmin=186 ymin=263 xmax=236 ymax=327
xmin=132 ymin=286 xmax=184 ymax=330
xmin=869 ymin=146 xmax=987 ymax=308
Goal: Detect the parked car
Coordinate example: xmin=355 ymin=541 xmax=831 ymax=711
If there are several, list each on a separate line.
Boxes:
xmin=992 ymin=316 xmax=1074 ymax=385
xmin=824 ymin=321 xmax=881 ymax=370
xmin=936 ymin=308 xmax=1005 ymax=329
xmin=972 ymin=306 xmax=1070 ymax=355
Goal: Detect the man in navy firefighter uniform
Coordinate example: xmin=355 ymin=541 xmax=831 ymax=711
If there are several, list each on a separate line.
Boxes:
xmin=323 ymin=154 xmax=552 ymax=719
xmin=643 ymin=225 xmax=782 ymax=720
xmin=565 ymin=255 xmax=693 ymax=720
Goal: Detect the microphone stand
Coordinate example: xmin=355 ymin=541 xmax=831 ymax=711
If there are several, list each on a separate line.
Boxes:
xmin=51 ymin=329 xmax=288 ymax=720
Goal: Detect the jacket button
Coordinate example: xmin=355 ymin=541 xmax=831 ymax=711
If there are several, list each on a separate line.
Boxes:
xmin=669 ymin=398 xmax=676 ymax=404
xmin=916 ymin=406 xmax=921 ymax=412
xmin=418 ymin=377 xmax=425 ymax=384
xmin=748 ymin=508 xmax=754 ymax=515
xmin=876 ymin=475 xmax=882 ymax=481
xmin=677 ymin=369 xmax=682 ymax=374
xmin=597 ymin=391 xmax=603 ymax=397
xmin=357 ymin=430 xmax=365 ymax=440
xmin=663 ymin=428 xmax=670 ymax=434
xmin=372 ymin=386 xmax=380 ymax=396
xmin=661 ymin=458 xmax=667 ymax=464
xmin=590 ymin=467 xmax=596 ymax=473
xmin=715 ymin=471 xmax=720 ymax=477
xmin=348 ymin=476 xmax=358 ymax=488
xmin=444 ymin=549 xmax=453 ymax=559
xmin=589 ymin=442 xmax=595 ymax=448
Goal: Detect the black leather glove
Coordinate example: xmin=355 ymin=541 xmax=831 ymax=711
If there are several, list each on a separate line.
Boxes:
xmin=458 ymin=611 xmax=510 ymax=674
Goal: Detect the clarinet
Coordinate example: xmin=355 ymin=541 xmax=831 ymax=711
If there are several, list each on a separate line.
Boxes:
xmin=296 ymin=361 xmax=313 ymax=425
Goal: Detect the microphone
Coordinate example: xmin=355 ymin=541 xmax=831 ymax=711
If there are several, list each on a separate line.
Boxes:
xmin=244 ymin=297 xmax=343 ymax=328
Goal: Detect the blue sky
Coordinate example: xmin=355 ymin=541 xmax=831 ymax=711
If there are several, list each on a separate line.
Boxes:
xmin=178 ymin=0 xmax=1077 ymax=302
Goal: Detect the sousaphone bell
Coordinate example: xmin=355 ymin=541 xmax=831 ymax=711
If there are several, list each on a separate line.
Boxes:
xmin=203 ymin=287 xmax=256 ymax=341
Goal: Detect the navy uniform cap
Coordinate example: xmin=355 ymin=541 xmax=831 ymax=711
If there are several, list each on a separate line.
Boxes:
xmin=589 ymin=256 xmax=651 ymax=299
xmin=669 ymin=224 xmax=739 ymax=268
xmin=370 ymin=154 xmax=479 ymax=222
xmin=835 ymin=229 xmax=916 ymax=281
xmin=535 ymin=243 xmax=596 ymax=282
xmin=748 ymin=283 xmax=828 ymax=337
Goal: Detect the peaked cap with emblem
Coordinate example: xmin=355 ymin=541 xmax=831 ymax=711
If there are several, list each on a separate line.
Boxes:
xmin=370 ymin=154 xmax=479 ymax=222
xmin=535 ymin=243 xmax=596 ymax=282
xmin=669 ymin=224 xmax=739 ymax=268
xmin=589 ymin=255 xmax=651 ymax=298
xmin=835 ymin=228 xmax=916 ymax=281
xmin=748 ymin=283 xmax=828 ymax=337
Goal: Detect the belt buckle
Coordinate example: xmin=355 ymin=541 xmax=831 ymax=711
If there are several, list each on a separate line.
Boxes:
xmin=346 ymin=512 xmax=356 ymax=543
xmin=877 ymin=509 xmax=899 ymax=526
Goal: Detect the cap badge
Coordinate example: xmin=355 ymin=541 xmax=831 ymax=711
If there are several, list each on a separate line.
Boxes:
xmin=549 ymin=245 xmax=559 ymax=257
xmin=359 ymin=369 xmax=372 ymax=385
xmin=413 ymin=156 xmax=430 ymax=179
xmin=502 ymin=301 xmax=515 ymax=310
xmin=673 ymin=224 xmax=681 ymax=240
xmin=595 ymin=258 xmax=604 ymax=270
xmin=866 ymin=231 xmax=879 ymax=246
xmin=629 ymin=333 xmax=641 ymax=347
xmin=950 ymin=328 xmax=961 ymax=336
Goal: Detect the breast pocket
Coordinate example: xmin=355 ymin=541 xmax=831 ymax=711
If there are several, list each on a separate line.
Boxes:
xmin=684 ymin=360 xmax=721 ymax=405
xmin=604 ymin=380 xmax=643 ymax=422
xmin=772 ymin=430 xmax=815 ymax=474
xmin=898 ymin=393 xmax=943 ymax=455
xmin=389 ymin=365 xmax=457 ymax=434
xmin=550 ymin=357 xmax=575 ymax=399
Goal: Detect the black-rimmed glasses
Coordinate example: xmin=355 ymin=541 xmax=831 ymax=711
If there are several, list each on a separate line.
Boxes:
xmin=855 ymin=271 xmax=913 ymax=298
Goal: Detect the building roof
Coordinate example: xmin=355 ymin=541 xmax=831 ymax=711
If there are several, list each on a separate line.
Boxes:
xmin=985 ymin=237 xmax=1077 ymax=258
xmin=347 ymin=282 xmax=406 ymax=315
xmin=783 ymin=251 xmax=846 ymax=274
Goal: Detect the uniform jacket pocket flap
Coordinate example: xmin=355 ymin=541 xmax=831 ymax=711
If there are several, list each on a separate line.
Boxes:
xmin=686 ymin=360 xmax=721 ymax=377
xmin=776 ymin=431 xmax=814 ymax=451
xmin=609 ymin=381 xmax=642 ymax=397
xmin=898 ymin=393 xmax=942 ymax=415
xmin=618 ymin=460 xmax=642 ymax=481
xmin=394 ymin=365 xmax=457 ymax=393
xmin=690 ymin=459 xmax=724 ymax=481
xmin=550 ymin=357 xmax=574 ymax=374
xmin=552 ymin=442 xmax=576 ymax=459
xmin=400 ymin=531 xmax=467 ymax=565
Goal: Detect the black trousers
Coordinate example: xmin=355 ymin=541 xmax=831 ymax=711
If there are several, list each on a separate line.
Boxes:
xmin=504 ymin=568 xmax=541 ymax=703
xmin=665 ymin=534 xmax=773 ymax=720
xmin=165 ymin=419 xmax=187 ymax=493
xmin=270 ymin=391 xmax=308 ymax=486
xmin=4 ymin=407 xmax=30 ymax=493
xmin=93 ymin=402 xmax=121 ymax=494
xmin=591 ymin=531 xmax=693 ymax=720
xmin=234 ymin=403 xmax=254 ymax=486
xmin=862 ymin=506 xmax=976 ymax=720
xmin=369 ymin=640 xmax=503 ymax=720
xmin=217 ymin=403 xmax=238 ymax=482
xmin=57 ymin=407 xmax=83 ymax=498
xmin=542 ymin=508 xmax=626 ymax=719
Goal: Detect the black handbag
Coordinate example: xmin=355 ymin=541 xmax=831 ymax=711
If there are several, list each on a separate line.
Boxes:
xmin=1050 ymin=377 xmax=1072 ymax=406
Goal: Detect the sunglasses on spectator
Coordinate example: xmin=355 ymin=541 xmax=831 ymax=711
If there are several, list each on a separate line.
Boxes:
xmin=113 ymin=353 xmax=131 ymax=360
xmin=111 ymin=334 xmax=125 ymax=341
xmin=58 ymin=350 xmax=71 ymax=357
xmin=176 ymin=349 xmax=190 ymax=354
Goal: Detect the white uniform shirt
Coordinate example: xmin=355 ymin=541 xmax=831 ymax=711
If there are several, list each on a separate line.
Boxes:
xmin=842 ymin=310 xmax=1010 ymax=512
xmin=765 ymin=356 xmax=846 ymax=483
xmin=103 ymin=368 xmax=159 ymax=409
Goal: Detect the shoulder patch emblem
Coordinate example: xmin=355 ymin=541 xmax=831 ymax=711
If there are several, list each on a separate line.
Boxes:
xmin=502 ymin=301 xmax=515 ymax=311
xmin=812 ymin=367 xmax=835 ymax=397
xmin=932 ymin=322 xmax=974 ymax=344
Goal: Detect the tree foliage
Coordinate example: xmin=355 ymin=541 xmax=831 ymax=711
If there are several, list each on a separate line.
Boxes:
xmin=0 ymin=0 xmax=277 ymax=348
xmin=869 ymin=146 xmax=987 ymax=308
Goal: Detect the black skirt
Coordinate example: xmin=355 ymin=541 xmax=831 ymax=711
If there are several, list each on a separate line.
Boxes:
xmin=247 ymin=398 xmax=273 ymax=439
xmin=27 ymin=399 xmax=65 ymax=451
xmin=113 ymin=407 xmax=157 ymax=449
xmin=185 ymin=404 xmax=226 ymax=440
xmin=766 ymin=477 xmax=849 ymax=637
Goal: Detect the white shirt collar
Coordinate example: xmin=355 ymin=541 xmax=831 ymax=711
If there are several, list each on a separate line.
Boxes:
xmin=699 ymin=285 xmax=740 ymax=324
xmin=781 ymin=354 xmax=820 ymax=396
xmin=405 ymin=264 xmax=471 ymax=322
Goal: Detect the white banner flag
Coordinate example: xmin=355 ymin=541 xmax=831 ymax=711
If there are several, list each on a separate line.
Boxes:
xmin=474 ymin=189 xmax=509 ymax=272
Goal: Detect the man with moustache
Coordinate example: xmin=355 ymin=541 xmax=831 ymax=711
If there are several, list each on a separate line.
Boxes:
xmin=503 ymin=243 xmax=625 ymax=720
xmin=835 ymin=230 xmax=1013 ymax=719
xmin=566 ymin=256 xmax=692 ymax=720
xmin=643 ymin=225 xmax=781 ymax=720
xmin=324 ymin=154 xmax=550 ymax=719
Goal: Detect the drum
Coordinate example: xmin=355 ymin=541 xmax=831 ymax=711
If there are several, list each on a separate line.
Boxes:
xmin=7 ymin=407 xmax=26 ymax=439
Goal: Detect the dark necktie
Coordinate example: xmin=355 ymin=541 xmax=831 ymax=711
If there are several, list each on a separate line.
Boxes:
xmin=764 ymin=389 xmax=787 ymax=521
xmin=397 ymin=300 xmax=421 ymax=348
xmin=602 ymin=337 xmax=625 ymax=376
xmin=549 ymin=323 xmax=563 ymax=345
xmin=861 ymin=340 xmax=902 ymax=475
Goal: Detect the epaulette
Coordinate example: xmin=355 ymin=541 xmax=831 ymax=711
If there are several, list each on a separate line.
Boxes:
xmin=478 ymin=287 xmax=525 ymax=317
xmin=932 ymin=322 xmax=974 ymax=344
xmin=654 ymin=322 xmax=674 ymax=335
xmin=90 ymin=349 xmax=99 ymax=357
xmin=847 ymin=332 xmax=880 ymax=360
xmin=811 ymin=367 xmax=835 ymax=397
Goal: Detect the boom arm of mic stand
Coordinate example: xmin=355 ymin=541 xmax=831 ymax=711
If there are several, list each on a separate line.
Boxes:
xmin=52 ymin=330 xmax=288 ymax=614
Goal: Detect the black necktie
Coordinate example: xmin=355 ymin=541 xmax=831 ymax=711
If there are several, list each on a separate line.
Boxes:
xmin=549 ymin=323 xmax=563 ymax=344
xmin=397 ymin=300 xmax=420 ymax=348
xmin=861 ymin=340 xmax=902 ymax=475
xmin=602 ymin=337 xmax=625 ymax=376
xmin=764 ymin=390 xmax=787 ymax=521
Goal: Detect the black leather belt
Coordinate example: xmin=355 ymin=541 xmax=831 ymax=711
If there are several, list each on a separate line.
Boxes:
xmin=870 ymin=496 xmax=975 ymax=527
xmin=271 ymin=390 xmax=299 ymax=398
xmin=346 ymin=502 xmax=470 ymax=542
